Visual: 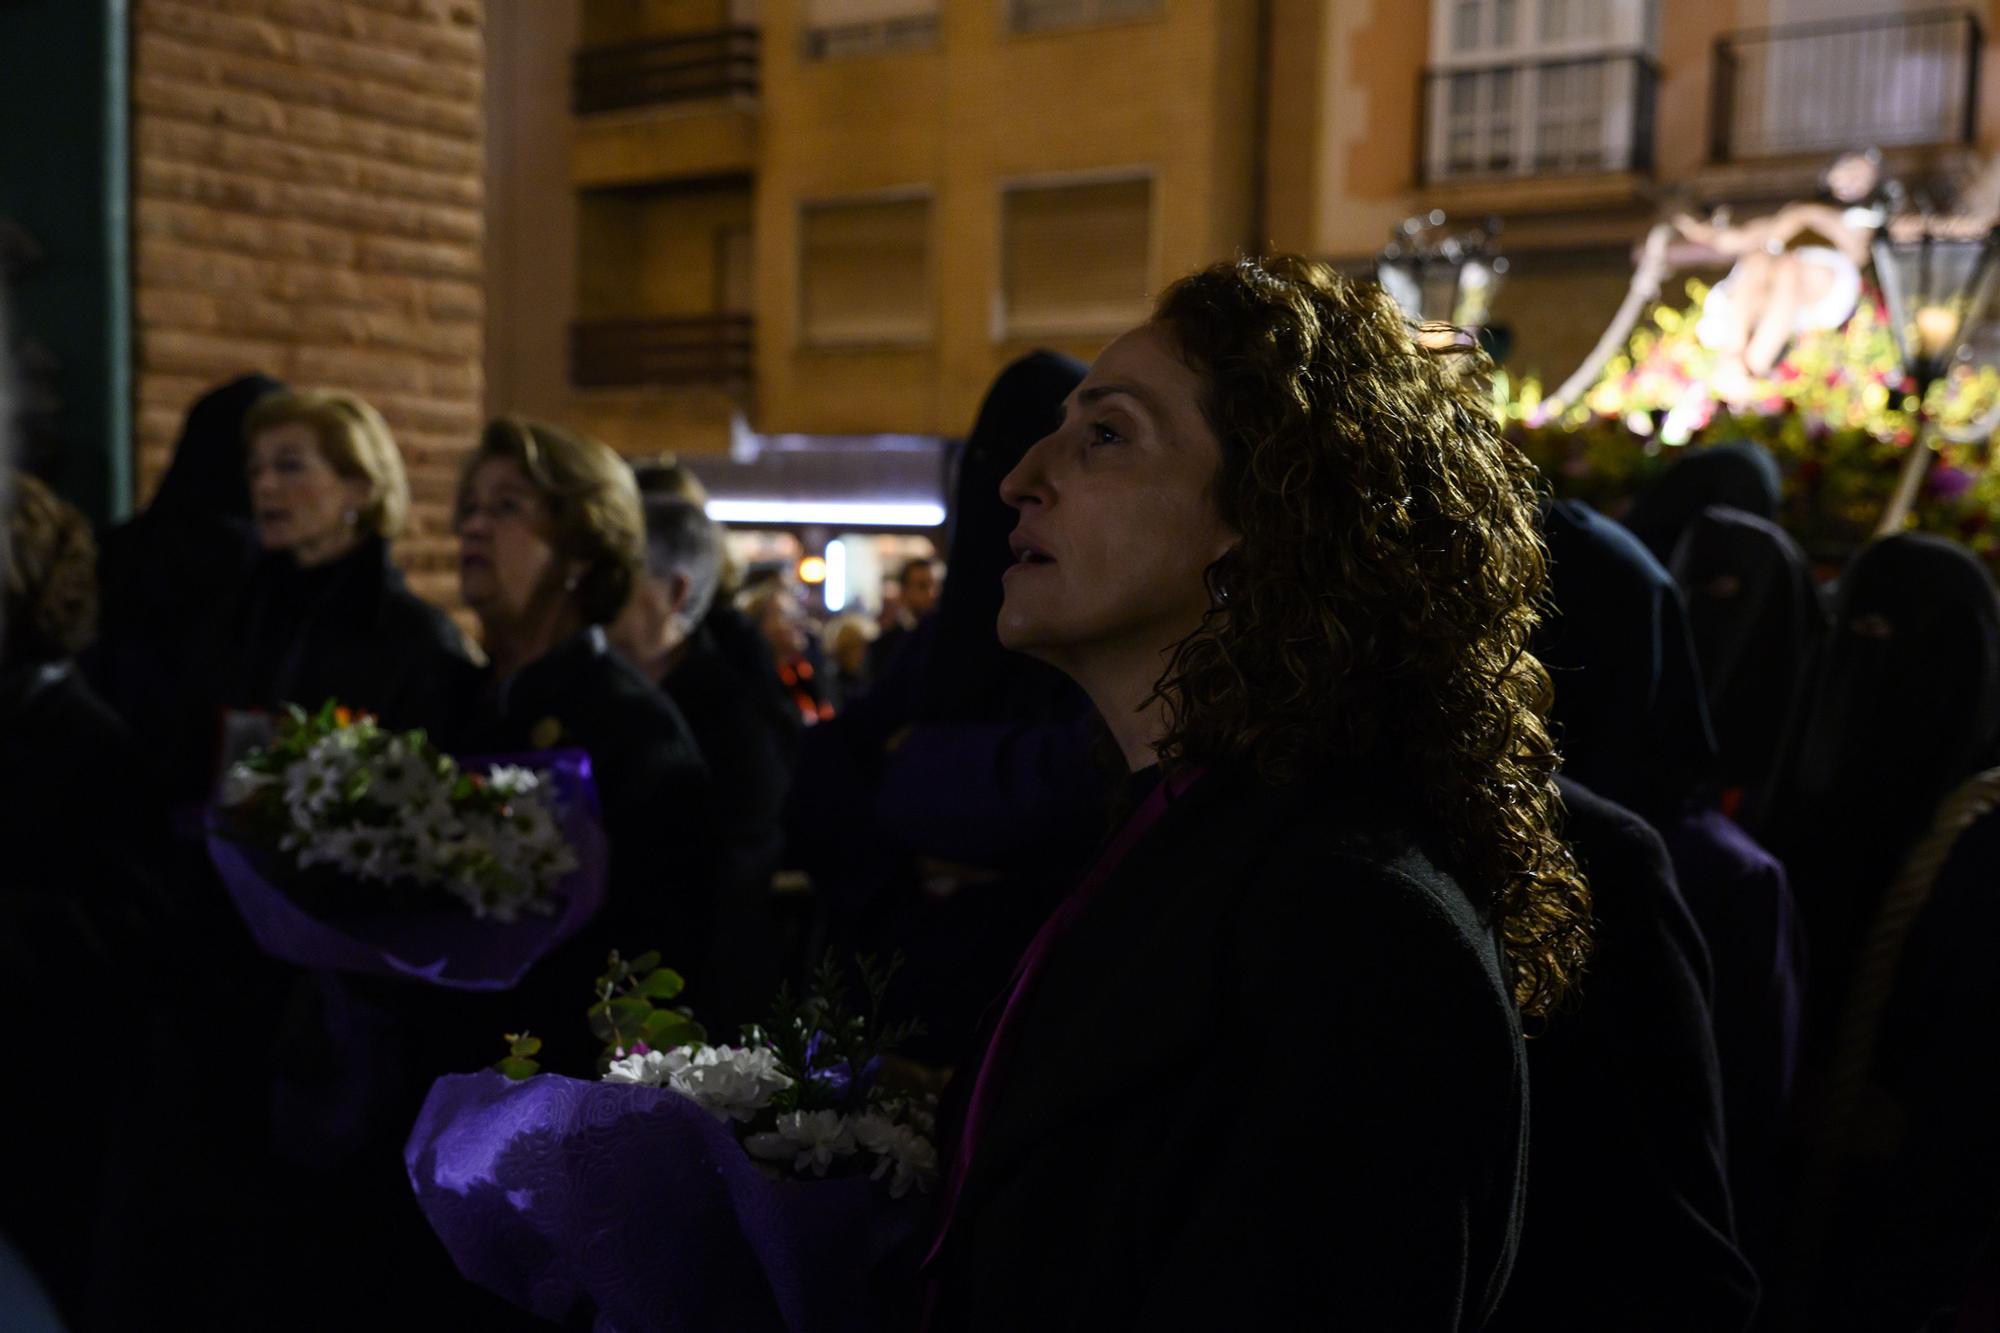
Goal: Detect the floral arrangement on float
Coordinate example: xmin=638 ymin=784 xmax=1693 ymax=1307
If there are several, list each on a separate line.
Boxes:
xmin=1503 ymin=278 xmax=2000 ymax=572
xmin=406 ymin=951 xmax=936 ymax=1333
xmin=206 ymin=701 xmax=606 ymax=989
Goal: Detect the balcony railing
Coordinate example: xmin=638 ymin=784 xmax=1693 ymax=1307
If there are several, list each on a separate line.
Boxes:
xmin=570 ymin=314 xmax=754 ymax=390
xmin=572 ymin=28 xmax=760 ymax=115
xmin=1711 ymin=9 xmax=1981 ymax=161
xmin=1419 ymin=52 xmax=1656 ymax=184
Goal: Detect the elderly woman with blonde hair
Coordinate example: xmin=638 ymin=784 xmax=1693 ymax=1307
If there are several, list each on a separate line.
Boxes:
xmin=206 ymin=387 xmax=474 ymax=749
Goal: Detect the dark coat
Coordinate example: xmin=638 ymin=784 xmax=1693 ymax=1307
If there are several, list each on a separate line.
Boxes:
xmin=1489 ymin=778 xmax=1758 ymax=1333
xmin=210 ymin=536 xmax=476 ymax=740
xmin=457 ymin=626 xmax=712 ymax=1059
xmin=0 ymin=663 xmax=167 ymax=1321
xmin=925 ymin=765 xmax=1527 ymax=1331
xmin=662 ymin=620 xmax=797 ymax=1036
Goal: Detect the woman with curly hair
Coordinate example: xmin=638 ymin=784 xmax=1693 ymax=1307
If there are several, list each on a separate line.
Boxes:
xmin=919 ymin=257 xmax=1589 ymax=1330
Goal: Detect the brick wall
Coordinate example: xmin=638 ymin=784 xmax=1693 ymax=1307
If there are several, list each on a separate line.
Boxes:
xmin=133 ymin=0 xmax=485 ymax=604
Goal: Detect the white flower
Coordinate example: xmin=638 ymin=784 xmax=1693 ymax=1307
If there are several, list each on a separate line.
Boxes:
xmin=220 ymin=764 xmax=276 ymax=808
xmin=745 ymin=1110 xmax=856 ymax=1177
xmin=851 ymin=1112 xmax=939 ymax=1199
xmin=604 ymin=1048 xmax=694 ymax=1087
xmin=363 ymin=738 xmax=435 ymax=808
xmin=483 ymin=764 xmax=540 ymax=798
xmin=670 ymin=1045 xmax=793 ymax=1123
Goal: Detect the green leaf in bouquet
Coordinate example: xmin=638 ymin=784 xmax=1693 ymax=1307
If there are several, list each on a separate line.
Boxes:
xmin=642 ymin=1010 xmax=704 ymax=1051
xmin=637 ymin=967 xmax=684 ymax=1000
xmin=496 ymin=1056 xmax=539 ymax=1081
xmin=627 ymin=950 xmax=662 ymax=976
xmin=508 ymin=1033 xmax=543 ymax=1058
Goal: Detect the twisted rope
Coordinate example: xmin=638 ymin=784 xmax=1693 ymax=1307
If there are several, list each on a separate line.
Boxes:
xmin=1784 ymin=765 xmax=2000 ymax=1321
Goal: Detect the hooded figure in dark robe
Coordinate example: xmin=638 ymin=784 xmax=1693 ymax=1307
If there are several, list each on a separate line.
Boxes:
xmin=1489 ymin=775 xmax=1758 ymax=1332
xmin=1622 ymin=440 xmax=1785 ymax=565
xmin=1671 ymin=504 xmax=1826 ymax=801
xmin=1538 ymin=498 xmax=1803 ymax=1271
xmin=1760 ymin=532 xmax=2000 ymax=1037
xmin=788 ymin=352 xmax=1108 ymax=1060
xmin=85 ymin=373 xmax=282 ymax=800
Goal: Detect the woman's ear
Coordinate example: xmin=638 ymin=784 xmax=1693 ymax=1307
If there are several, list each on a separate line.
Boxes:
xmin=343 ymin=476 xmax=373 ymax=525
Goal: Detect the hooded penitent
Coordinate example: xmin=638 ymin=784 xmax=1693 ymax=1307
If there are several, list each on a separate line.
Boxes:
xmin=1622 ymin=440 xmax=1784 ymax=565
xmin=1672 ymin=504 xmax=1826 ymax=796
xmin=1763 ymin=532 xmax=2000 ymax=1005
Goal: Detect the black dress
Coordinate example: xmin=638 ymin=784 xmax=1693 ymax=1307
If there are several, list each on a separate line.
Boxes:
xmin=925 ymin=764 xmax=1527 ymax=1331
xmin=1489 ymin=777 xmax=1757 ymax=1332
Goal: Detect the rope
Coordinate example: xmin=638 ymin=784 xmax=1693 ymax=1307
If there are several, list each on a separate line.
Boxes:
xmin=1784 ymin=765 xmax=2000 ymax=1322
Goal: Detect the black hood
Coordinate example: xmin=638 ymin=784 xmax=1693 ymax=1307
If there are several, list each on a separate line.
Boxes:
xmin=1536 ymin=499 xmax=1719 ymax=815
xmin=1671 ymin=504 xmax=1825 ymax=791
xmin=916 ymin=351 xmax=1089 ymax=725
xmin=1623 ymin=441 xmax=1783 ymax=565
xmin=145 ymin=373 xmax=284 ymax=526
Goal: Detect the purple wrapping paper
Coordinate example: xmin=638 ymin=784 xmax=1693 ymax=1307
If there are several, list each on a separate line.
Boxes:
xmin=406 ymin=1071 xmax=916 ymax=1333
xmin=207 ymin=749 xmax=608 ymax=991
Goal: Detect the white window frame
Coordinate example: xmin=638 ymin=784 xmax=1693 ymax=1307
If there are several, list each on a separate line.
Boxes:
xmin=796 ymin=187 xmax=937 ymax=350
xmin=1424 ymin=0 xmax=1656 ymax=182
xmin=801 ymin=0 xmax=940 ymax=60
xmin=992 ymin=166 xmax=1159 ymax=341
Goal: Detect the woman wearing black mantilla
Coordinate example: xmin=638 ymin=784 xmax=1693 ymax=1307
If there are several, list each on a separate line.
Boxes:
xmin=918 ymin=257 xmax=1591 ymax=1330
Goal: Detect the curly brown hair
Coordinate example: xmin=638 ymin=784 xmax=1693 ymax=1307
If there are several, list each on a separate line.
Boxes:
xmin=1149 ymin=256 xmax=1590 ymax=1017
xmin=4 ymin=471 xmax=98 ymax=668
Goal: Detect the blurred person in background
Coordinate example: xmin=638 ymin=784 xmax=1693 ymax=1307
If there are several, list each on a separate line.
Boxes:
xmin=1 ymin=471 xmax=168 ymax=1325
xmin=633 ymin=457 xmax=800 ymax=763
xmin=85 ymin=372 xmax=283 ymax=801
xmin=743 ymin=577 xmax=829 ymax=725
xmin=824 ymin=611 xmax=877 ymax=710
xmin=869 ymin=553 xmax=939 ymax=679
xmin=612 ymin=490 xmax=792 ymax=1035
xmin=785 ymin=351 xmax=1108 ymax=1063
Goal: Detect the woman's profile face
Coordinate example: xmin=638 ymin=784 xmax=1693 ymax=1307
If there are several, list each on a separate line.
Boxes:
xmin=997 ymin=322 xmax=1236 ymax=670
xmin=455 ymin=456 xmax=566 ymax=627
xmin=247 ymin=421 xmax=369 ymax=564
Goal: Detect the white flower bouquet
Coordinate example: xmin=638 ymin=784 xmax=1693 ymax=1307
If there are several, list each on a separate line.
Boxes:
xmin=206 ymin=701 xmax=607 ymax=990
xmin=407 ymin=953 xmax=937 ymax=1331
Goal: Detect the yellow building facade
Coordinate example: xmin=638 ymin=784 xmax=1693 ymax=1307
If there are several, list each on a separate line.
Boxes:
xmin=482 ymin=0 xmax=2000 ymax=454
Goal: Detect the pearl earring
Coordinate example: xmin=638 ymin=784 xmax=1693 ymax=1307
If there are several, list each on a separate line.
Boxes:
xmin=343 ymin=508 xmax=359 ymax=527
xmin=563 ymin=572 xmax=581 ymax=592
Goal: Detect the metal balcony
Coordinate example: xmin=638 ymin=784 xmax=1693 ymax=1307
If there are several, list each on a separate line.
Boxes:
xmin=1711 ymin=9 xmax=1982 ymax=161
xmin=570 ymin=314 xmax=754 ymax=390
xmin=572 ymin=28 xmax=759 ymax=115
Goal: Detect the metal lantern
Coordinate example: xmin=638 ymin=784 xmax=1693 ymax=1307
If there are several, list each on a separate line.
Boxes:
xmin=1871 ymin=222 xmax=2000 ymax=395
xmin=1377 ymin=211 xmax=1509 ymax=330
xmin=1869 ymin=220 xmax=2000 ymax=535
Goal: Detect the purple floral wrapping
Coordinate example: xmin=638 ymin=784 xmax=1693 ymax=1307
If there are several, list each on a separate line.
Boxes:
xmin=406 ymin=1071 xmax=916 ymax=1333
xmin=206 ymin=750 xmax=607 ymax=991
